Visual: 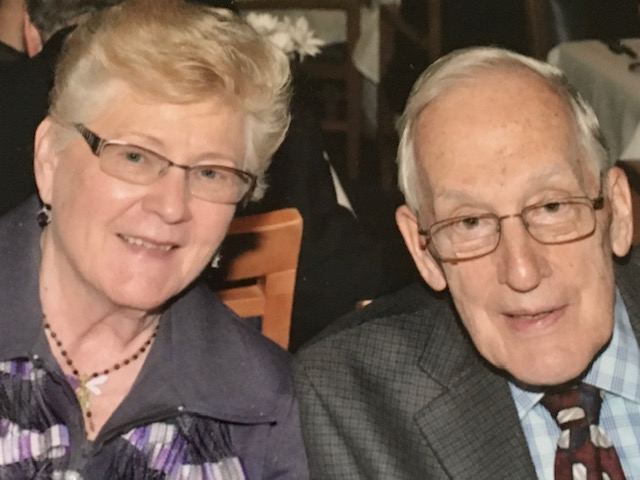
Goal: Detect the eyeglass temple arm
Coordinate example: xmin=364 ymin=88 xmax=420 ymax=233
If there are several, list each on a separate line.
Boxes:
xmin=75 ymin=124 xmax=104 ymax=155
xmin=593 ymin=196 xmax=604 ymax=210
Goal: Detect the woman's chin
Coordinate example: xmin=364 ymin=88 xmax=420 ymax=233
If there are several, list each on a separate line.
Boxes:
xmin=105 ymin=285 xmax=182 ymax=313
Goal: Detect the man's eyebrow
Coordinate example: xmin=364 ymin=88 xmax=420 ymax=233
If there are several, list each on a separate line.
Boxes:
xmin=432 ymin=188 xmax=480 ymax=204
xmin=433 ymin=167 xmax=577 ymax=204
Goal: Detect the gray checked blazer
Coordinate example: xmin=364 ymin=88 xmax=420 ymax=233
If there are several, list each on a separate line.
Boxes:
xmin=293 ymin=249 xmax=640 ymax=479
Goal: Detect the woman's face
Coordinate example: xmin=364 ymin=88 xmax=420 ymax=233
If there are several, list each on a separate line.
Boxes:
xmin=35 ymin=85 xmax=246 ymax=312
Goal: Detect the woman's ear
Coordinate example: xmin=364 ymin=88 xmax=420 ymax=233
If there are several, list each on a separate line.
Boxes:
xmin=606 ymin=166 xmax=634 ymax=257
xmin=33 ymin=117 xmax=59 ymax=205
xmin=396 ymin=204 xmax=447 ymax=291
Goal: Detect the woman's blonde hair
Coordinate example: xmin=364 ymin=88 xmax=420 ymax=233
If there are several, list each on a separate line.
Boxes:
xmin=50 ymin=0 xmax=292 ymax=199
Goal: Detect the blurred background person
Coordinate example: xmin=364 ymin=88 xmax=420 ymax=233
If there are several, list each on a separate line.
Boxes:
xmin=0 ymin=0 xmax=26 ymax=61
xmin=0 ymin=0 xmax=308 ymax=478
xmin=0 ymin=0 xmax=123 ymax=217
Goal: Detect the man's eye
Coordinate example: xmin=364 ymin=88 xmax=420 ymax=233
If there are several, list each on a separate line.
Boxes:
xmin=542 ymin=202 xmax=562 ymax=213
xmin=459 ymin=217 xmax=481 ymax=229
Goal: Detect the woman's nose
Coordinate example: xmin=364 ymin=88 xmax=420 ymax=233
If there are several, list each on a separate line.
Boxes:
xmin=141 ymin=167 xmax=192 ymax=224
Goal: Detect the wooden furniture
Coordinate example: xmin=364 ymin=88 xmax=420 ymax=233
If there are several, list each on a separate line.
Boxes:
xmin=617 ymin=160 xmax=640 ymax=246
xmin=523 ymin=0 xmax=555 ymax=60
xmin=375 ymin=0 xmax=441 ymax=188
xmin=376 ymin=0 xmax=554 ymax=188
xmin=237 ymin=0 xmax=363 ymax=180
xmin=216 ymin=208 xmax=303 ymax=350
xmin=378 ymin=0 xmax=553 ymax=71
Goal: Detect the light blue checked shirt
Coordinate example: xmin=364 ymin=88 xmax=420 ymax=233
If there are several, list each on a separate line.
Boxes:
xmin=510 ymin=289 xmax=640 ymax=480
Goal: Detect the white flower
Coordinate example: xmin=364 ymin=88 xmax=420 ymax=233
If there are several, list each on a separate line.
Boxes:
xmin=288 ymin=16 xmax=325 ymax=60
xmin=244 ymin=12 xmax=279 ymax=36
xmin=269 ymin=29 xmax=295 ymax=56
xmin=245 ymin=12 xmax=325 ymax=61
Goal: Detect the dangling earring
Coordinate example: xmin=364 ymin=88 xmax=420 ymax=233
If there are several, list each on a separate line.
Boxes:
xmin=37 ymin=203 xmax=51 ymax=227
xmin=210 ymin=251 xmax=222 ymax=269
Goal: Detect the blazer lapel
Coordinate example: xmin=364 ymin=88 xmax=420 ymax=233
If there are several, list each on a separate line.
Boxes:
xmin=413 ymin=303 xmax=537 ymax=478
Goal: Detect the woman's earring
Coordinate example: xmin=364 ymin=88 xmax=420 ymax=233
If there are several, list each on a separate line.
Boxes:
xmin=211 ymin=251 xmax=222 ymax=269
xmin=37 ymin=204 xmax=51 ymax=227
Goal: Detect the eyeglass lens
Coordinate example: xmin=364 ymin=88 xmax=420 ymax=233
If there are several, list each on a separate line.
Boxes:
xmin=99 ymin=143 xmax=252 ymax=204
xmin=430 ymin=199 xmax=599 ymax=261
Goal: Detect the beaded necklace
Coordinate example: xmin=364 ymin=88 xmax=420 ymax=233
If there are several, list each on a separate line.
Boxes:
xmin=44 ymin=319 xmax=159 ymax=433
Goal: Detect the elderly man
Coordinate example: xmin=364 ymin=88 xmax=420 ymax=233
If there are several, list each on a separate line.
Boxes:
xmin=294 ymin=46 xmax=638 ymax=479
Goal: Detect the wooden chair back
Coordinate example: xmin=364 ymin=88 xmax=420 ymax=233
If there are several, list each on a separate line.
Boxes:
xmin=216 ymin=208 xmax=303 ymax=349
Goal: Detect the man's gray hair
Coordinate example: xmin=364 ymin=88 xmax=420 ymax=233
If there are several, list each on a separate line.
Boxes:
xmin=396 ymin=46 xmax=609 ymax=213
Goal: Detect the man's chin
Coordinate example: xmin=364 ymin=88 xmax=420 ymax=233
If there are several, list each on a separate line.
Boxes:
xmin=504 ymin=338 xmax=610 ymax=391
xmin=504 ymin=361 xmax=594 ymax=393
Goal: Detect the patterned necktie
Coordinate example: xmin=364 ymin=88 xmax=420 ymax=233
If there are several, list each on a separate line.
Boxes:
xmin=541 ymin=383 xmax=626 ymax=480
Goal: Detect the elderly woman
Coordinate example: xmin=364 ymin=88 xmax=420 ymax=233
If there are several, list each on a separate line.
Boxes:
xmin=0 ymin=0 xmax=308 ymax=478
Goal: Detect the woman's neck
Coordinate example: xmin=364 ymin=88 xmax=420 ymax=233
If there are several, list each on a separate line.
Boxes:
xmin=39 ymin=228 xmax=160 ymax=345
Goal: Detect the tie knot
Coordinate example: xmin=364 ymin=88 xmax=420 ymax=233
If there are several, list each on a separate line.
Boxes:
xmin=541 ymin=383 xmax=604 ymax=430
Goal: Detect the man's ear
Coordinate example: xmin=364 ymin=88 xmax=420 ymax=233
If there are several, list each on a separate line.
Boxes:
xmin=34 ymin=117 xmax=59 ymax=205
xmin=396 ymin=204 xmax=448 ymax=291
xmin=606 ymin=166 xmax=634 ymax=257
xmin=23 ymin=10 xmax=42 ymax=57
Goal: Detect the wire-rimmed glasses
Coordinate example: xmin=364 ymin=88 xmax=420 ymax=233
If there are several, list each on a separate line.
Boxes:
xmin=418 ymin=192 xmax=605 ymax=263
xmin=75 ymin=124 xmax=257 ymax=206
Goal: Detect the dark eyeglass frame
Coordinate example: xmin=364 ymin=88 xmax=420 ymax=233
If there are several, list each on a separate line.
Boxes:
xmin=75 ymin=123 xmax=257 ymax=206
xmin=418 ymin=186 xmax=605 ymax=264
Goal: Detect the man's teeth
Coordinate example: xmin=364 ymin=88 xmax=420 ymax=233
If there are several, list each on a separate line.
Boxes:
xmin=122 ymin=235 xmax=173 ymax=251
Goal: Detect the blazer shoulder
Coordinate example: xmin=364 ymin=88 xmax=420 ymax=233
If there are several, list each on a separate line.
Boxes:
xmin=311 ymin=282 xmax=447 ymax=337
xmin=295 ymin=283 xmax=453 ymax=371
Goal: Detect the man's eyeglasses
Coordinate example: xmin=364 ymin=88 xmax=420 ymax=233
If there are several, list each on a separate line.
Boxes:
xmin=75 ymin=124 xmax=257 ymax=206
xmin=418 ymin=190 xmax=605 ymax=263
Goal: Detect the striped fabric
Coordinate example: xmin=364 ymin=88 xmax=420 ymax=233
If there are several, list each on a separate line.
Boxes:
xmin=122 ymin=423 xmax=245 ymax=479
xmin=0 ymin=359 xmax=246 ymax=480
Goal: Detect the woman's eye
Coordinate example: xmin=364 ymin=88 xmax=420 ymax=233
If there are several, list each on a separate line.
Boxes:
xmin=124 ymin=152 xmax=144 ymax=163
xmin=200 ymin=168 xmax=220 ymax=180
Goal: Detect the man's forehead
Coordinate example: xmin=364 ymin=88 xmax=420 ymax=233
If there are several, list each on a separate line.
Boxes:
xmin=416 ymin=70 xmax=574 ymax=158
xmin=417 ymin=68 xmax=564 ymax=128
xmin=411 ymin=69 xmax=589 ymax=210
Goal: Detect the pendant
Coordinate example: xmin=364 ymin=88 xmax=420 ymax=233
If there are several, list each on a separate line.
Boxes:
xmin=74 ymin=374 xmax=107 ymax=417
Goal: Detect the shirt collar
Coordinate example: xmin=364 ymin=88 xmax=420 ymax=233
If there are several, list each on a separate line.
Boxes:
xmin=510 ymin=288 xmax=640 ymax=419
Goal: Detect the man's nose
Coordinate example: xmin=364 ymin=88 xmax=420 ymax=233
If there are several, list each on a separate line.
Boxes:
xmin=495 ymin=216 xmax=551 ymax=292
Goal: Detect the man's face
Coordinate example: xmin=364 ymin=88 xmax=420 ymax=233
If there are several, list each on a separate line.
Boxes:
xmin=398 ymin=69 xmax=633 ymax=387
